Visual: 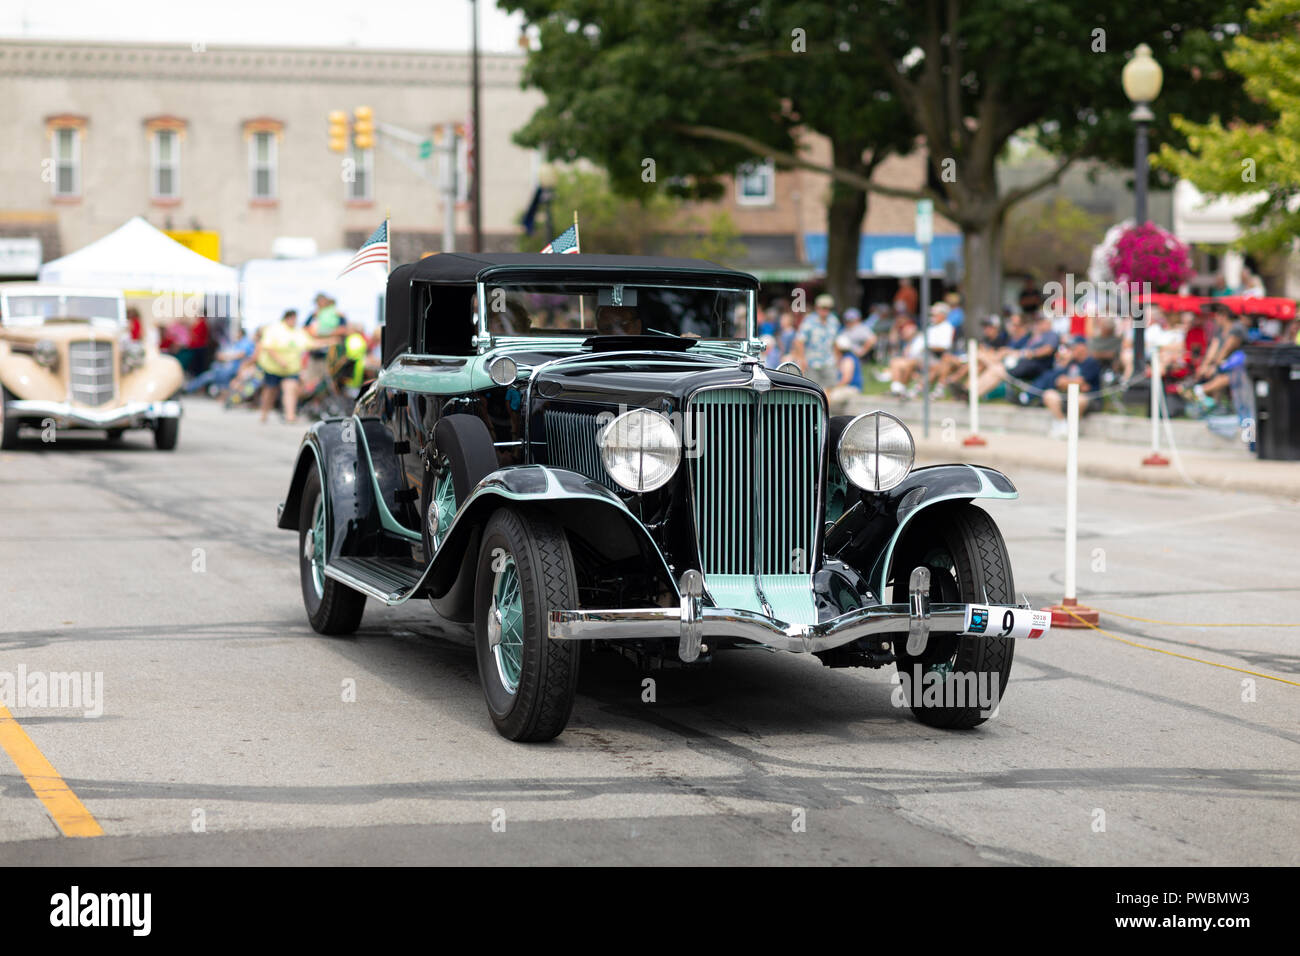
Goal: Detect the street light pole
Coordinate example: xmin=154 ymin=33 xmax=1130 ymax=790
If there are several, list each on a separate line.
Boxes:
xmin=470 ymin=0 xmax=483 ymax=253
xmin=1122 ymin=43 xmax=1163 ymax=377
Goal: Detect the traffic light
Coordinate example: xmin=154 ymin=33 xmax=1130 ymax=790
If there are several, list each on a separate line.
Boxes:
xmin=353 ymin=106 xmax=374 ymax=150
xmin=327 ymin=110 xmax=349 ymax=153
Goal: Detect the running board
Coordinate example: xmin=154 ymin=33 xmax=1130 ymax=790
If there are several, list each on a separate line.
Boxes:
xmin=325 ymin=556 xmax=424 ymax=604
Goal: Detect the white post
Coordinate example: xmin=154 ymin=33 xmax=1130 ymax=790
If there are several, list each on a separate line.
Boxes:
xmin=1065 ymin=383 xmax=1079 ymax=602
xmin=968 ymin=336 xmax=980 ymax=433
xmin=1149 ymin=349 xmax=1162 ymax=455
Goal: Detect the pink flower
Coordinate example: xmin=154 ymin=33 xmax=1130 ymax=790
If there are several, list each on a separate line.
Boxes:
xmin=1107 ymin=223 xmax=1193 ymax=292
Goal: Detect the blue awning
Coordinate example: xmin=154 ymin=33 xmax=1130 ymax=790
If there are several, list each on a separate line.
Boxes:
xmin=803 ymin=233 xmax=963 ymax=275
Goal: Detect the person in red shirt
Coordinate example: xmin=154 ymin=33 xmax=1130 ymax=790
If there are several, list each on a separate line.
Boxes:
xmin=126 ymin=307 xmax=143 ymax=341
xmin=893 ymin=278 xmax=919 ymax=318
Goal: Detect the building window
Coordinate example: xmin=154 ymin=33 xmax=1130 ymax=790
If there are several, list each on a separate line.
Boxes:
xmin=52 ymin=127 xmax=81 ymax=197
xmin=249 ymin=131 xmax=277 ymax=200
xmin=346 ymin=145 xmax=373 ymax=201
xmin=736 ymin=159 xmax=775 ymax=206
xmin=151 ymin=129 xmax=180 ymax=199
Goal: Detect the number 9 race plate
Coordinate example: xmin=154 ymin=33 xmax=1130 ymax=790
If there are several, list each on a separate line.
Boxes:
xmin=962 ymin=606 xmax=1051 ymax=640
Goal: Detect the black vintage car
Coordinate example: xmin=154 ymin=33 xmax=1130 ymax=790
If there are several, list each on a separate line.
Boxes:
xmin=277 ymin=253 xmax=1049 ymax=741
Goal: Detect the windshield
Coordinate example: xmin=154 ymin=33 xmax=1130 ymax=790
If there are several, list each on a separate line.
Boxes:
xmin=1 ymin=294 xmax=124 ymax=325
xmin=480 ymin=283 xmax=751 ymax=340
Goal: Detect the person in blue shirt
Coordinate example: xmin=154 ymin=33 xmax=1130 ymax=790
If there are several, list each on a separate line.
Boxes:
xmin=1042 ymin=336 xmax=1103 ymax=437
xmin=183 ymin=328 xmax=257 ymax=396
xmin=944 ymin=292 xmax=965 ymax=333
xmin=828 ymin=334 xmax=864 ymax=403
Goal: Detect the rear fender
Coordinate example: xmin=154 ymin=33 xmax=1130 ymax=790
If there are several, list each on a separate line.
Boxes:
xmin=276 ymin=419 xmax=381 ymax=559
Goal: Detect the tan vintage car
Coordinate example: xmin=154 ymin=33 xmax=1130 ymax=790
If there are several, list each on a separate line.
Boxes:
xmin=0 ymin=284 xmax=183 ymax=449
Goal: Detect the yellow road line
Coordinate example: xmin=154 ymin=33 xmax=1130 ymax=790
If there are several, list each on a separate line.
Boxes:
xmin=0 ymin=705 xmax=103 ymax=837
xmin=1093 ymin=607 xmax=1300 ymax=629
xmin=1065 ymin=610 xmax=1300 ymax=688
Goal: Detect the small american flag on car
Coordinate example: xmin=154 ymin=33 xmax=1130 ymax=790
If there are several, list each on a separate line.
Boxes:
xmin=540 ymin=223 xmax=579 ymax=254
xmin=338 ymin=219 xmax=390 ymax=277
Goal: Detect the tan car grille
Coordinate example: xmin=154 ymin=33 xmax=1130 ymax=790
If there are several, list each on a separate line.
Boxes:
xmin=68 ymin=340 xmax=116 ymax=407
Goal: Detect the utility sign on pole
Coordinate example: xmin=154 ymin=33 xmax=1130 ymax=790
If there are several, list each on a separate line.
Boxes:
xmin=915 ymin=198 xmax=933 ymax=246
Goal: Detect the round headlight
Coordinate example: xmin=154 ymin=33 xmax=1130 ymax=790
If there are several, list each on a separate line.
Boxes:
xmin=777 ymin=361 xmax=803 ymax=377
xmin=122 ymin=341 xmax=146 ymax=373
xmin=34 ymin=339 xmax=59 ymax=370
xmin=838 ymin=411 xmax=915 ymax=492
xmin=487 ymin=355 xmax=518 ymax=386
xmin=597 ymin=408 xmax=680 ymax=493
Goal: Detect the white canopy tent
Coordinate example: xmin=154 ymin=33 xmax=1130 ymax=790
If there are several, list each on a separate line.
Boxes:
xmin=239 ymin=251 xmax=386 ymax=334
xmin=38 ymin=216 xmax=239 ymax=297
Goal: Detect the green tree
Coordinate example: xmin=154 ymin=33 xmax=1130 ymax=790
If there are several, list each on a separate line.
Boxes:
xmin=1157 ymin=0 xmax=1300 ymax=253
xmin=505 ymin=0 xmax=914 ymax=312
xmin=1003 ymin=196 xmax=1109 ymax=286
xmin=505 ymin=0 xmax=1254 ymax=334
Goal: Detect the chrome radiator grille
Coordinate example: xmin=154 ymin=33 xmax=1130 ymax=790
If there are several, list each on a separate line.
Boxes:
xmin=544 ymin=409 xmax=617 ymax=490
xmin=68 ymin=341 xmax=116 ymax=407
xmin=689 ymin=388 xmax=823 ymax=576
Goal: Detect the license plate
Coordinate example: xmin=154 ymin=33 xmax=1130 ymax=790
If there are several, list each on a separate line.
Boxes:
xmin=962 ymin=605 xmax=1050 ymax=640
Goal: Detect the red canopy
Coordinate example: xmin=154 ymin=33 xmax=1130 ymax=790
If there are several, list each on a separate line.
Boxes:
xmin=1140 ymin=292 xmax=1296 ymax=320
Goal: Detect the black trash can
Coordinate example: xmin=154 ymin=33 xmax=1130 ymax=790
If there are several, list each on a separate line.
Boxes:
xmin=1244 ymin=345 xmax=1300 ymax=460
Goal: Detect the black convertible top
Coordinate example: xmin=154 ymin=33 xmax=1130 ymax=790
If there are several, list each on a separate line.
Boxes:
xmin=391 ymin=252 xmax=759 ymax=287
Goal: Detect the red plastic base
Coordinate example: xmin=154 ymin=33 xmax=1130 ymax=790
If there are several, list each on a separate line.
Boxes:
xmin=1142 ymin=452 xmax=1170 ymax=466
xmin=962 ymin=434 xmax=988 ymax=446
xmin=1043 ymin=598 xmax=1100 ymax=629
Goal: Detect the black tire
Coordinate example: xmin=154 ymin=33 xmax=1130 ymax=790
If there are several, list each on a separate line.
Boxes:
xmin=422 ymin=414 xmax=498 ymax=560
xmin=105 ymin=428 xmax=126 ymax=442
xmin=473 ymin=507 xmax=580 ymax=741
xmin=0 ymin=388 xmax=19 ymax=450
xmin=154 ymin=417 xmax=179 ymax=450
xmin=298 ymin=466 xmax=367 ymax=635
xmin=891 ymin=503 xmax=1016 ymax=729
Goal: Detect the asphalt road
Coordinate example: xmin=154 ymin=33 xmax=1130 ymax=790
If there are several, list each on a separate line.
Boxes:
xmin=1 ymin=400 xmax=1297 ymax=865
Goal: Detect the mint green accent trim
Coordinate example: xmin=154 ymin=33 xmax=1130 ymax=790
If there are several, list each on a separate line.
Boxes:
xmin=872 ymin=466 xmax=1019 ymax=598
xmin=353 ymin=416 xmax=422 ymax=542
xmin=704 ymin=575 xmax=766 ymax=618
xmin=376 ymin=354 xmax=496 ymax=394
xmin=707 ymin=574 xmax=817 ymax=627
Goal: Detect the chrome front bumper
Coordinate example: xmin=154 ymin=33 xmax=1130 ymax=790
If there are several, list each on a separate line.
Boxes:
xmin=549 ymin=568 xmax=1047 ymax=663
xmin=7 ymin=399 xmax=181 ymax=429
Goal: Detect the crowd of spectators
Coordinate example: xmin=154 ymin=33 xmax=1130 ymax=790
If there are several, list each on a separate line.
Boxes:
xmin=759 ymin=279 xmax=1299 ymax=438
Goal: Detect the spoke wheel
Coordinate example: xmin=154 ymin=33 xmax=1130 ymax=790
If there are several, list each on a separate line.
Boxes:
xmin=298 ymin=465 xmax=366 ymax=634
xmin=488 ymin=554 xmax=525 ymax=694
xmin=474 ymin=507 xmax=580 ymax=741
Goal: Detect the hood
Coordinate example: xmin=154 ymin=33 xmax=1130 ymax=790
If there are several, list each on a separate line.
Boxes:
xmin=530 ymin=351 xmax=817 ymax=411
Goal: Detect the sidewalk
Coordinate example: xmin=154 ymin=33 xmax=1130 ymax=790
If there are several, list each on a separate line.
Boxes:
xmin=907 ymin=428 xmax=1300 ymax=497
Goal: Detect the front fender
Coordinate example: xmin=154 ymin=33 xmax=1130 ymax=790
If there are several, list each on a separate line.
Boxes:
xmin=828 ymin=464 xmax=1017 ymax=598
xmin=422 ymin=465 xmax=679 ymax=617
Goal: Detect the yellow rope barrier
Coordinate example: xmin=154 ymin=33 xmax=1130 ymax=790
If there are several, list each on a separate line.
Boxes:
xmin=1064 ymin=609 xmax=1300 ymax=688
xmin=1092 ymin=607 xmax=1300 ymax=629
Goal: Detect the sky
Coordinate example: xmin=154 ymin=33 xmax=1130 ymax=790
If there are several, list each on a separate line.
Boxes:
xmin=0 ymin=0 xmax=528 ymax=52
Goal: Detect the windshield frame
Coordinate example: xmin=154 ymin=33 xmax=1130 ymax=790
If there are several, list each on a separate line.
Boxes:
xmin=474 ymin=280 xmax=755 ymax=353
xmin=0 ymin=291 xmax=126 ymax=329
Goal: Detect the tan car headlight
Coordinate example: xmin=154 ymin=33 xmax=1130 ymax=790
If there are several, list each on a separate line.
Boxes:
xmin=838 ymin=411 xmax=915 ymax=492
xmin=597 ymin=408 xmax=680 ymax=492
xmin=122 ymin=341 xmax=146 ymax=373
xmin=34 ymin=339 xmax=59 ymax=371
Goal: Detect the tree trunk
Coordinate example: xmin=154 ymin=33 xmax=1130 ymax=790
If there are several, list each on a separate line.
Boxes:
xmin=960 ymin=210 xmax=1004 ymax=341
xmin=824 ymin=139 xmax=870 ymax=315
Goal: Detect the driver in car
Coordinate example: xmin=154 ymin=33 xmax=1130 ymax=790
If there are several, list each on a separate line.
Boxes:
xmin=596 ymin=305 xmax=642 ymax=336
